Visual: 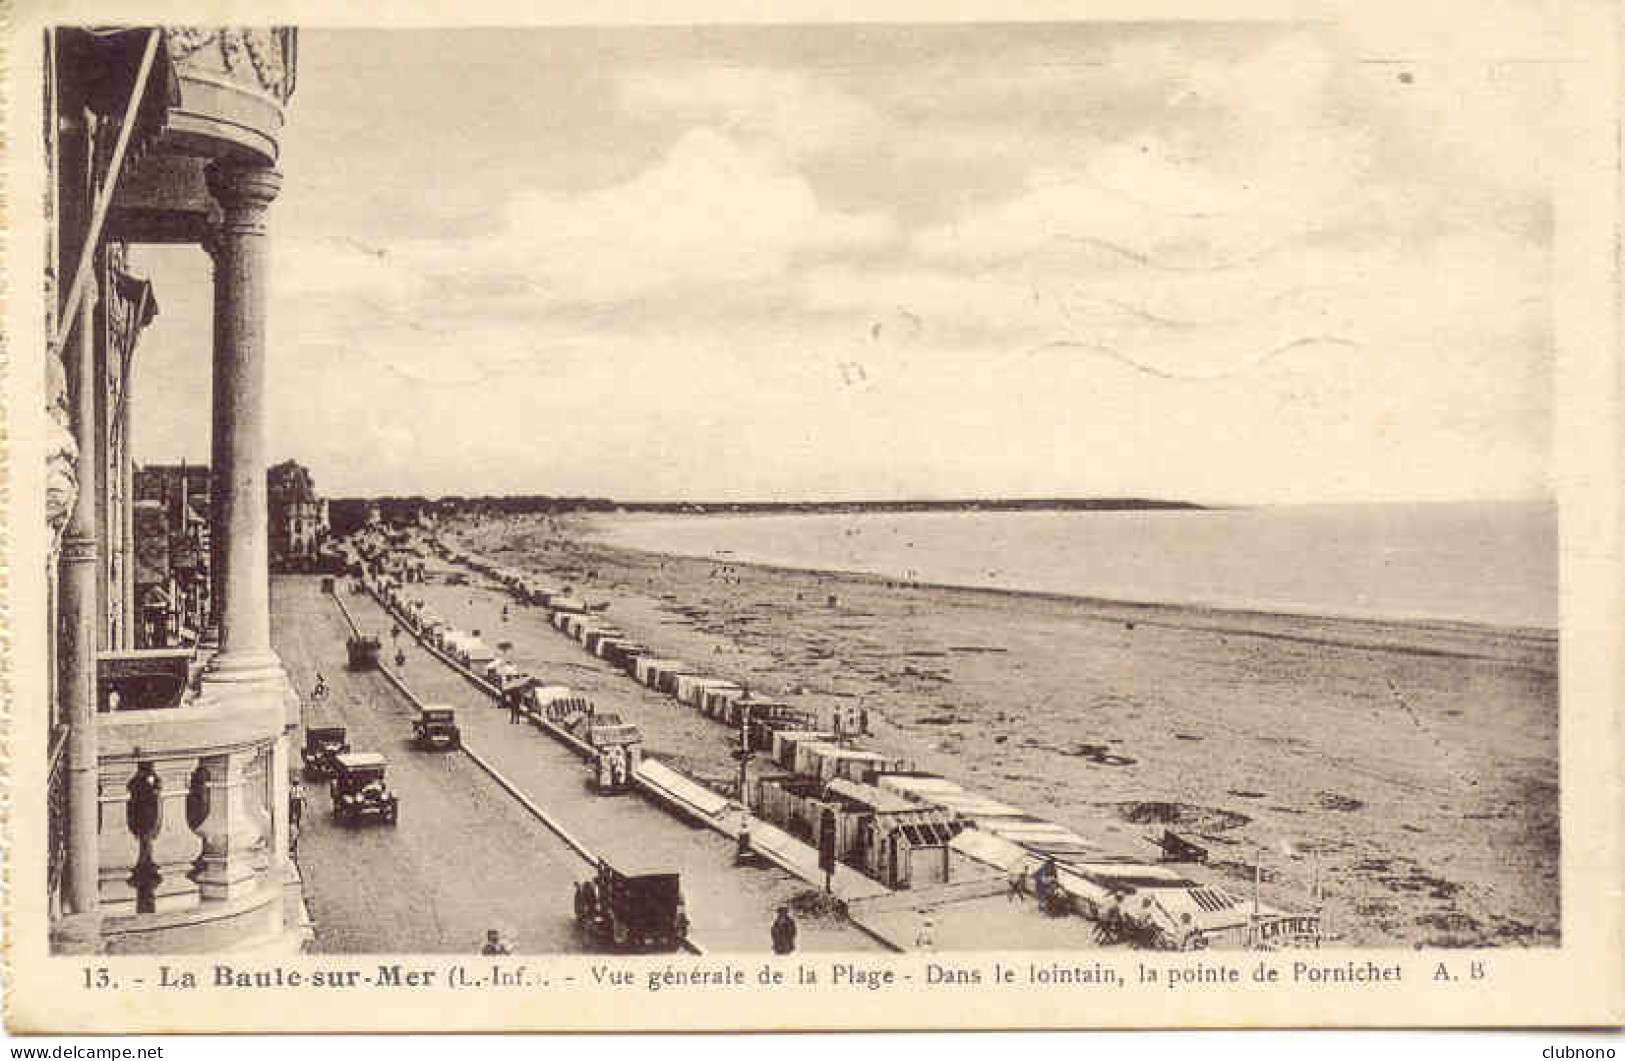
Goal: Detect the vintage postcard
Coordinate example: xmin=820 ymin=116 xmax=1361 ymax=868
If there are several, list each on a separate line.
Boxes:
xmin=3 ymin=0 xmax=1621 ymax=1035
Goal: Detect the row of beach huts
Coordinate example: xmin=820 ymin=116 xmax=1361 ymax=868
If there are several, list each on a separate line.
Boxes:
xmin=343 ymin=525 xmax=1323 ymax=951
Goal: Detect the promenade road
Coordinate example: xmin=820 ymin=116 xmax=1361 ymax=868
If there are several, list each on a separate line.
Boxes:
xmin=273 ymin=576 xmax=593 ymax=954
xmin=325 ymin=576 xmax=880 ymax=954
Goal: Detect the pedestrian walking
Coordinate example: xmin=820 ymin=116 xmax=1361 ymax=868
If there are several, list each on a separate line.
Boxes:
xmin=1007 ymin=867 xmax=1028 ymax=903
xmin=771 ymin=906 xmax=797 ymax=955
xmin=481 ymin=928 xmax=511 ymax=956
xmin=914 ymin=918 xmax=935 ymax=952
xmin=507 ymin=688 xmax=523 ymax=724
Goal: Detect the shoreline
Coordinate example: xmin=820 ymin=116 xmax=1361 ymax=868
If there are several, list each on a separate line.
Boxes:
xmin=579 ymin=524 xmax=1557 ymax=675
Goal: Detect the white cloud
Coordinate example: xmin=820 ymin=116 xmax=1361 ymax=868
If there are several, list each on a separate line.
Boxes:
xmin=497 ymin=128 xmax=893 ymax=302
xmin=616 ymin=66 xmax=888 ymax=159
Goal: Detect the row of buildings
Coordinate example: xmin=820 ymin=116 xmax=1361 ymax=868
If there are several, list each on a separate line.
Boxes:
xmin=131 ymin=460 xmax=328 ymax=649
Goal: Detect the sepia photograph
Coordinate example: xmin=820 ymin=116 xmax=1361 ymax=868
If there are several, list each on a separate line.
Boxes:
xmin=3 ymin=0 xmax=1620 ymax=1035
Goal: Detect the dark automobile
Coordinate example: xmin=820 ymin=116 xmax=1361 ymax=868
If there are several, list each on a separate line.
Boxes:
xmin=573 ymin=856 xmax=688 ymax=951
xmin=329 ymin=752 xmax=399 ymax=826
xmin=301 ymin=725 xmax=350 ymax=781
xmin=412 ymin=704 xmax=461 ymax=750
xmin=346 ymin=634 xmax=382 ymax=670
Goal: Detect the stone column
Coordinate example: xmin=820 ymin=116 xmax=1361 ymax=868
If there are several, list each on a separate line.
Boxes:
xmin=120 ymin=383 xmax=134 ymax=649
xmin=202 ymin=163 xmax=283 ymax=685
xmin=61 ymin=277 xmax=101 ymax=922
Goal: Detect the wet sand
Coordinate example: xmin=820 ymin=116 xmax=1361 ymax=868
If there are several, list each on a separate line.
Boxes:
xmin=453 ymin=514 xmax=1559 ymax=948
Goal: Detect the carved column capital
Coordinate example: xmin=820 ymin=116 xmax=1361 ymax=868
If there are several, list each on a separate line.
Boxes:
xmin=205 ymin=163 xmax=282 ymax=237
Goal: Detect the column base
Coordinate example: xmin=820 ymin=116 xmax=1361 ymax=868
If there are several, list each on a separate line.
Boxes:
xmin=203 ymin=649 xmax=285 ymax=687
xmin=98 ymin=875 xmax=139 ymax=916
xmin=196 ymin=864 xmax=260 ymax=902
xmin=152 ymin=875 xmax=202 ymax=913
xmin=51 ymin=912 xmax=105 ymax=955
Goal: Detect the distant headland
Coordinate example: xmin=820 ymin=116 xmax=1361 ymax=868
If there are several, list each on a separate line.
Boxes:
xmin=327 ymin=495 xmax=1206 ymax=535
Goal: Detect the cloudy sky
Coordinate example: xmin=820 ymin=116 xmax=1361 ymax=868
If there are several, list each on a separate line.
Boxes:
xmin=130 ymin=21 xmax=1557 ymax=503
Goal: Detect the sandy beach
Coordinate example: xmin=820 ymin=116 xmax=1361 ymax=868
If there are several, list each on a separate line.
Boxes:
xmin=451 ymin=513 xmax=1559 ymax=949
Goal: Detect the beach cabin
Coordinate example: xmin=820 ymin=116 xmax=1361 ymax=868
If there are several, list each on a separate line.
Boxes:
xmin=754 ymin=777 xmax=963 ymax=888
xmin=799 ymin=744 xmax=902 ymax=786
xmin=486 ymin=660 xmax=524 ymax=690
xmin=789 ymin=740 xmax=842 ymax=777
xmin=654 ymin=666 xmax=700 ymax=697
xmin=584 ymin=628 xmax=626 ymax=656
xmin=460 ymin=638 xmax=497 ymax=669
xmin=829 ymin=780 xmax=963 ymax=888
xmin=603 ymin=641 xmax=648 ymax=670
xmin=676 ymin=676 xmax=740 ymax=710
xmin=632 ymin=657 xmax=685 ymax=687
xmin=875 ymin=773 xmax=967 ymax=806
xmin=700 ymin=685 xmax=738 ymax=721
xmin=1046 ymin=860 xmax=1275 ymax=949
xmin=811 ymin=700 xmax=867 ymax=737
xmin=772 ymin=729 xmax=836 ymax=770
xmin=550 ymin=595 xmax=588 ymax=615
xmin=984 ymin=821 xmax=1097 ymax=863
xmin=526 ymin=684 xmax=592 ymax=726
xmin=754 ymin=777 xmax=828 ymax=844
xmin=951 ymin=828 xmax=1041 ymax=876
xmin=744 ymin=702 xmax=815 ymax=748
xmin=593 ymin=637 xmax=632 ymax=663
xmin=925 ymin=793 xmax=1028 ymax=828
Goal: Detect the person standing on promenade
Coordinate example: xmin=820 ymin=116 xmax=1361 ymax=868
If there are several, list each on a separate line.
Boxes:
xmin=771 ymin=906 xmax=797 ymax=955
xmin=1008 ymin=867 xmax=1028 ymax=903
xmin=507 ymin=687 xmax=523 ymax=724
xmin=288 ymin=775 xmax=305 ymax=857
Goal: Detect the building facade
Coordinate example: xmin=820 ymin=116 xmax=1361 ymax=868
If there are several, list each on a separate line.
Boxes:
xmin=268 ymin=460 xmax=328 ymax=570
xmin=132 ymin=463 xmax=212 ymax=647
xmin=45 ymin=26 xmax=307 ymax=953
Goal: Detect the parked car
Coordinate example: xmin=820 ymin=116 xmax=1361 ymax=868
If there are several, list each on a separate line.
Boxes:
xmin=347 ymin=634 xmax=382 ymax=670
xmin=412 ymin=705 xmax=461 ymax=751
xmin=573 ymin=855 xmax=688 ymax=951
xmin=301 ymin=725 xmax=350 ymax=781
xmin=329 ymin=753 xmax=399 ymax=826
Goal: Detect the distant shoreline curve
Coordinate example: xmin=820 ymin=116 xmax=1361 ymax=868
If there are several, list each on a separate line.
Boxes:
xmin=561 ymin=524 xmax=1558 ymax=673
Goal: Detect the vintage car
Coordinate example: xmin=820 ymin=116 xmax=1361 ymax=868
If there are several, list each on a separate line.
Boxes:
xmin=330 ymin=752 xmax=400 ymax=826
xmin=301 ymin=725 xmax=351 ymax=781
xmin=573 ymin=856 xmax=688 ymax=951
xmin=346 ymin=634 xmax=382 ymax=670
xmin=412 ymin=704 xmax=461 ymax=750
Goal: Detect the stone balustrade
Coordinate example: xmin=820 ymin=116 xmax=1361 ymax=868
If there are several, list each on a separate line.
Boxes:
xmin=93 ymin=673 xmax=290 ymax=952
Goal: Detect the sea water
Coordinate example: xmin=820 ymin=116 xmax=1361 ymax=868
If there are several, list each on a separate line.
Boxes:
xmin=592 ymin=501 xmax=1557 ymax=630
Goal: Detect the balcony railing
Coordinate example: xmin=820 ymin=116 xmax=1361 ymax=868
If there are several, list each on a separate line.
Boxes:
xmin=98 ymin=648 xmax=194 ymax=712
xmin=47 ymin=726 xmax=70 ymax=914
xmin=92 ymin=672 xmax=292 ymax=950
